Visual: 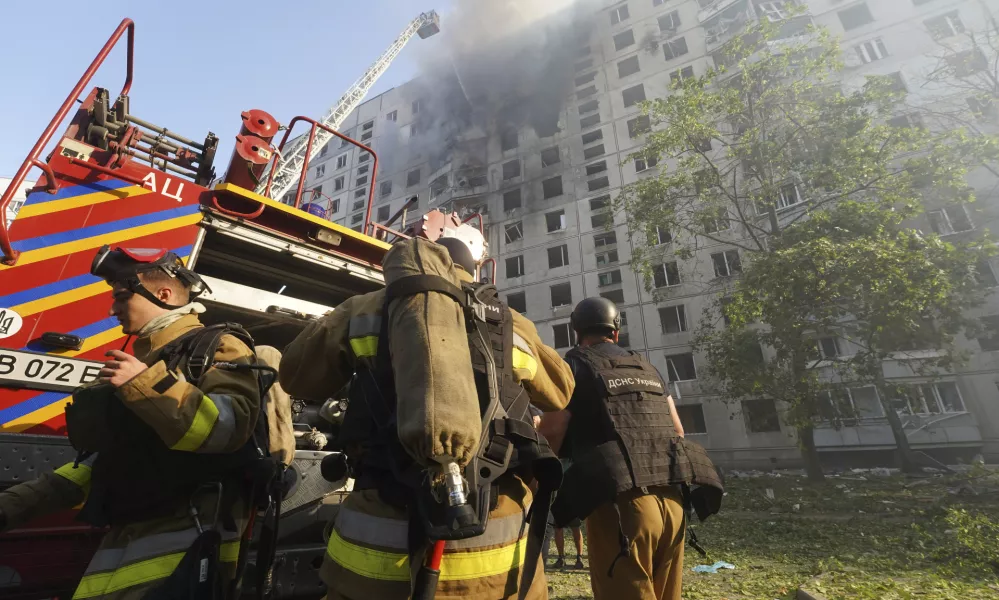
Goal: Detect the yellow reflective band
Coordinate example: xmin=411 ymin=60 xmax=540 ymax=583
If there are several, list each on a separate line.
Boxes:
xmin=170 ymin=395 xmax=220 ymax=452
xmin=512 ymin=347 xmax=538 ymax=380
xmin=54 ymin=461 xmax=92 ymax=488
xmin=327 ymin=528 xmax=528 ymax=582
xmin=72 ymin=540 xmax=239 ymax=599
xmin=349 ymin=336 xmax=379 ymax=358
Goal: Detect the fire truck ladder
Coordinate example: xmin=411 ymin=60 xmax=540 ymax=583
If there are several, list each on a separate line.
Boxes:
xmin=258 ymin=11 xmax=441 ymax=201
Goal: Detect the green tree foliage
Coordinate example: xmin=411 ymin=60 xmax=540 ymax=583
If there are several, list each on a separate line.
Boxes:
xmin=617 ymin=15 xmax=999 ymax=480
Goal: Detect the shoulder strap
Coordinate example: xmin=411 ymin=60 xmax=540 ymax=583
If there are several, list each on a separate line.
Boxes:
xmin=159 ymin=323 xmax=256 ymax=386
xmin=385 ymin=274 xmax=467 ymax=308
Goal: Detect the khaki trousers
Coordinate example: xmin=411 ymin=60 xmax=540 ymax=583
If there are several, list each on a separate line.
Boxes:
xmin=585 ymin=485 xmax=685 ymax=600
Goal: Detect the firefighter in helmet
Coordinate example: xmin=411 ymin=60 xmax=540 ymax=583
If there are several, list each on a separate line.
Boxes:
xmin=279 ymin=233 xmax=575 ymax=600
xmin=539 ymin=297 xmax=724 ymax=600
xmin=0 ymin=245 xmax=264 ymax=598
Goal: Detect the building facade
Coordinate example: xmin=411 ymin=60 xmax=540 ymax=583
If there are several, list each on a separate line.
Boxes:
xmin=298 ymin=0 xmax=999 ymax=467
xmin=1 ymin=177 xmax=34 ymax=225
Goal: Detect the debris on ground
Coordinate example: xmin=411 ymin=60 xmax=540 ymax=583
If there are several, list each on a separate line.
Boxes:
xmin=691 ymin=561 xmax=736 ymax=574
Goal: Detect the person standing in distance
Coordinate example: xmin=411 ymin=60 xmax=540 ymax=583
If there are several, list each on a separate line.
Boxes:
xmin=539 ymin=297 xmax=723 ymax=600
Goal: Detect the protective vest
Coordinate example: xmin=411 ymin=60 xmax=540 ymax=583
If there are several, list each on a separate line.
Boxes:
xmin=65 ymin=324 xmax=278 ymax=527
xmin=341 ymin=278 xmax=561 ymax=596
xmin=551 ymin=344 xmax=723 ymax=528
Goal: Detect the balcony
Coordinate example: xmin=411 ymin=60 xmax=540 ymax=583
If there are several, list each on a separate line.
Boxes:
xmin=698 ymin=0 xmax=743 ymax=23
xmin=703 ymin=1 xmax=752 ymax=53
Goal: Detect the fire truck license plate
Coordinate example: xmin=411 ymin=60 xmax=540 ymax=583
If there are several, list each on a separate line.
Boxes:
xmin=0 ymin=349 xmax=103 ymax=392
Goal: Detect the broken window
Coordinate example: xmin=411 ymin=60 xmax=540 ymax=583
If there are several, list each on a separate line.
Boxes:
xmin=553 ymin=323 xmax=573 ymax=349
xmin=381 ymin=181 xmax=393 ymax=197
xmin=598 ymin=269 xmax=622 ymax=287
xmin=359 ymin=153 xmax=370 ymax=164
xmin=334 ymin=176 xmax=345 ymax=191
xmin=670 ymin=66 xmax=695 ymax=85
xmin=711 ymin=250 xmax=742 ymax=277
xmin=506 ymin=255 xmax=525 ymax=278
xmin=635 ymin=156 xmax=659 ymax=172
xmin=507 ymin=292 xmax=527 ymax=313
xmin=622 ymin=84 xmax=646 ymax=107
xmin=594 ymin=231 xmax=617 ymax=248
xmin=614 ymin=29 xmax=635 ymax=51
xmin=548 ymin=244 xmax=570 ymax=268
xmin=551 ymin=283 xmax=573 ymax=308
xmin=838 ymin=3 xmax=874 ymax=31
xmin=591 ymin=212 xmax=613 ymax=228
xmin=610 ymin=4 xmax=630 ymax=25
xmin=658 ymin=10 xmax=681 ymax=32
xmin=652 ymin=226 xmax=672 ymax=245
xmin=377 ymin=205 xmax=391 ymax=222
xmin=543 ymin=177 xmax=564 ymax=199
xmin=352 ymin=199 xmax=365 ymax=211
xmin=575 ymin=72 xmax=597 ymax=87
xmin=676 ymin=405 xmax=707 ymax=434
xmin=758 ymin=1 xmax=792 ymax=22
xmin=928 ymin=205 xmax=973 ymax=235
xmin=664 ymin=352 xmax=697 ymax=381
xmin=742 ymin=399 xmax=781 ymax=432
xmin=663 ymin=37 xmax=688 ymax=61
xmin=702 ymin=207 xmax=729 ymax=233
xmin=659 ymin=305 xmax=688 ymax=334
xmin=773 ymin=183 xmax=801 ymax=210
xmin=429 ymin=175 xmax=448 ymax=199
xmin=601 ymin=289 xmax=625 ymax=304
xmin=358 ymin=165 xmax=370 ymax=175
xmin=618 ymin=56 xmax=640 ymax=78
xmin=588 ymin=177 xmax=610 ymax=191
xmin=590 ymin=195 xmax=611 ymax=212
xmin=816 ymin=336 xmax=842 ymax=359
xmin=546 ymin=210 xmax=567 ymax=232
xmin=502 ymin=160 xmax=521 ymax=180
xmin=586 ymin=161 xmax=608 ymax=176
xmin=596 ymin=249 xmax=619 ymax=266
xmin=579 ymin=100 xmax=600 ymax=114
xmin=855 ymin=38 xmax=888 ymax=63
xmin=501 ymin=129 xmax=519 ymax=151
xmin=582 ymin=129 xmax=603 ymax=145
xmin=653 ymin=261 xmax=681 ymax=287
xmin=541 ymin=146 xmax=561 ymax=167
xmin=361 ymin=131 xmax=373 ymax=142
xmin=581 ymin=114 xmax=601 ymax=129
xmin=329 ymin=198 xmax=341 ymax=214
xmin=505 ymin=221 xmax=524 ymax=243
xmin=503 ymin=189 xmax=522 ymax=211
xmin=407 ymin=169 xmax=421 ymax=187
xmin=320 ymin=145 xmax=328 ymax=157
xmin=925 ymin=11 xmax=964 ymax=39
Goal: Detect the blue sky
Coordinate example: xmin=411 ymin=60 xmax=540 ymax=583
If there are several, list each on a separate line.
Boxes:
xmin=0 ymin=0 xmax=453 ymax=177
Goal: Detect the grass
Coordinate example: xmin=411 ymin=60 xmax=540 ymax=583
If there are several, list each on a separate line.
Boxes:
xmin=545 ymin=467 xmax=999 ymax=600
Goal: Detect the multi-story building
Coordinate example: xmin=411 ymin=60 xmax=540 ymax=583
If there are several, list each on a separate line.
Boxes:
xmin=294 ymin=0 xmax=999 ymax=467
xmin=1 ymin=177 xmax=34 ymax=225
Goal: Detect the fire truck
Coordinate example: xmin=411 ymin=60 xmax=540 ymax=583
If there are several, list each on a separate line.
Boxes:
xmin=0 ymin=14 xmax=488 ymax=598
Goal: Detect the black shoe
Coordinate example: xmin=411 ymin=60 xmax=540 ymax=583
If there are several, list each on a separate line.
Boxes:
xmin=553 ymin=557 xmax=564 ymax=569
xmin=574 ymin=557 xmax=584 ymax=570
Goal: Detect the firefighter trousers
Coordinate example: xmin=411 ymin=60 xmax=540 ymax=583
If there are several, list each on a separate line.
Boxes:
xmin=585 ymin=485 xmax=685 ymax=600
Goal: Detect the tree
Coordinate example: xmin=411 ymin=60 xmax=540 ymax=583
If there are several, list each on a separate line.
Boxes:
xmin=617 ymin=14 xmax=999 ymax=480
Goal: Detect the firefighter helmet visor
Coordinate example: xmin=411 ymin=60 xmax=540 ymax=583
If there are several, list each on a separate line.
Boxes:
xmin=91 ymin=245 xmax=210 ymax=307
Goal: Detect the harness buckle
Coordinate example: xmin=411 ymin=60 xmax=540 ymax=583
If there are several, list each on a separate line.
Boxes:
xmin=188 ymin=482 xmax=223 ymax=534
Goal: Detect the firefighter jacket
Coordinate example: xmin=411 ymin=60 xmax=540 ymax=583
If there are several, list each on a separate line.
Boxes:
xmin=550 ymin=343 xmax=723 ymax=527
xmin=279 ymin=271 xmax=575 ymax=600
xmin=0 ymin=312 xmax=260 ymax=599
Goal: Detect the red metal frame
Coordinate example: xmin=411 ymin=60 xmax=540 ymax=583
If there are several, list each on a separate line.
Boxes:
xmin=263 ymin=116 xmax=378 ymax=229
xmin=0 ymin=18 xmax=135 ymax=266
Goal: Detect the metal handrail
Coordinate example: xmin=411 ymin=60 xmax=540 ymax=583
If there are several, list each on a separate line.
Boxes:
xmin=0 ymin=18 xmax=135 ymax=266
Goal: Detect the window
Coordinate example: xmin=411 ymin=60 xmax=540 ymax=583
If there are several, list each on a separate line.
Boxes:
xmin=575 ymin=72 xmax=598 ymax=87
xmin=546 ymin=210 xmax=567 ymax=232
xmin=551 ymin=283 xmax=573 ymax=308
xmin=354 ymin=188 xmax=367 ymax=199
xmin=501 ymin=129 xmax=519 ymax=151
xmin=578 ymin=85 xmax=598 ymax=100
xmin=412 ymin=99 xmax=424 ymax=114
xmin=553 ymin=323 xmax=574 ymax=349
xmin=502 ymin=160 xmax=521 ymax=180
xmin=329 ymin=198 xmax=341 ymax=214
xmin=928 ymin=205 xmax=973 ymax=235
xmin=407 ymin=169 xmax=421 ymax=187
xmin=352 ymin=200 xmax=365 ymax=212
xmin=670 ymin=66 xmax=695 ymax=85
xmin=758 ymin=1 xmax=792 ymax=21
xmin=505 ymin=221 xmax=524 ymax=243
xmin=320 ymin=145 xmax=329 ymax=157
xmin=358 ymin=165 xmax=370 ymax=175
xmin=855 ymin=38 xmax=888 ymax=63
xmin=380 ymin=181 xmax=393 ymax=198
xmin=622 ymin=84 xmax=646 ymax=107
xmin=976 ymin=258 xmax=998 ymax=288
xmin=575 ymin=58 xmax=594 ymax=72
xmin=543 ymin=177 xmax=564 ymax=199
xmin=659 ymin=305 xmax=687 ymax=334
xmin=315 ymin=165 xmax=326 ymax=178
xmin=541 ymin=147 xmax=561 ymax=167
xmin=601 ymin=289 xmax=626 ymax=303
xmin=925 ymin=11 xmax=964 ymax=39
xmin=888 ymin=113 xmax=923 ymax=129
xmin=897 ymin=382 xmax=965 ymax=414
xmin=838 ymin=3 xmax=874 ymax=31
xmin=676 ymin=405 xmax=707 ymax=434
xmin=594 ymin=231 xmax=617 ymax=247
xmin=774 ymin=183 xmax=801 ymax=210
xmin=331 ymin=176 xmax=344 ymax=191
xmin=548 ymin=245 xmax=570 ymax=268
xmin=586 ymin=161 xmax=608 ymax=177
xmin=598 ymin=269 xmax=622 ymax=287
xmin=336 ymin=154 xmax=348 ymax=169
xmin=614 ymin=30 xmax=635 ymax=51
xmin=654 ymin=261 xmax=681 ymax=287
xmin=351 ymin=213 xmax=364 ymax=225
xmin=340 ymin=137 xmax=350 ymax=148
xmin=618 ymin=56 xmax=641 ymax=78
xmin=359 ymin=153 xmax=370 ymax=164
xmin=592 ymin=212 xmax=613 ymax=228
xmin=663 ymin=37 xmax=688 ymax=61
xmin=628 ymin=115 xmax=651 ymax=138
xmin=978 ymin=315 xmax=999 ymax=351
xmin=584 ymin=144 xmax=605 ymax=160
xmin=635 ymin=156 xmax=659 ymax=172
xmin=711 ymin=250 xmax=742 ymax=277
xmin=506 ymin=255 xmax=525 ymax=278
xmin=503 ymin=189 xmax=522 ymax=211
xmin=377 ymin=205 xmax=391 ymax=222
xmin=652 ymin=226 xmax=672 ymax=245
xmin=581 ymin=114 xmax=601 ymax=129
xmin=386 ymin=110 xmax=398 ymax=122
xmin=362 ymin=121 xmax=373 ymax=132
xmin=743 ymin=399 xmax=781 ymax=432
xmin=590 ymin=195 xmax=611 ymax=212
xmin=610 ymin=4 xmax=630 ymax=25
xmin=507 ymin=292 xmax=527 ymax=314
xmin=701 ymin=206 xmax=728 ymax=233
xmin=841 ymin=387 xmax=884 ymax=420
xmin=579 ymin=100 xmax=600 ymax=115
xmin=664 ymin=353 xmax=696 ymax=381
xmin=588 ymin=177 xmax=610 ymax=191
xmin=947 ymin=49 xmax=988 ymax=77
xmin=817 ymin=336 xmax=842 ymax=359
xmin=658 ymin=10 xmax=681 ymax=31
xmin=597 ymin=250 xmax=619 ymax=266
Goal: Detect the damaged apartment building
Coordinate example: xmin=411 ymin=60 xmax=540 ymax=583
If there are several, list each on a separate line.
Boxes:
xmin=294 ymin=0 xmax=999 ymax=468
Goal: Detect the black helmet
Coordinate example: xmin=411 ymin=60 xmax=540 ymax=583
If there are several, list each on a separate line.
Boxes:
xmin=436 ymin=237 xmax=476 ymax=274
xmin=91 ymin=245 xmax=210 ymax=309
xmin=570 ymin=297 xmax=621 ymax=335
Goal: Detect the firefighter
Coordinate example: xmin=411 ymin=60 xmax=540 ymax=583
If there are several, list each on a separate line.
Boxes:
xmin=0 ymin=246 xmax=264 ymax=599
xmin=279 ymin=236 xmax=575 ymax=600
xmin=538 ymin=297 xmax=724 ymax=600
